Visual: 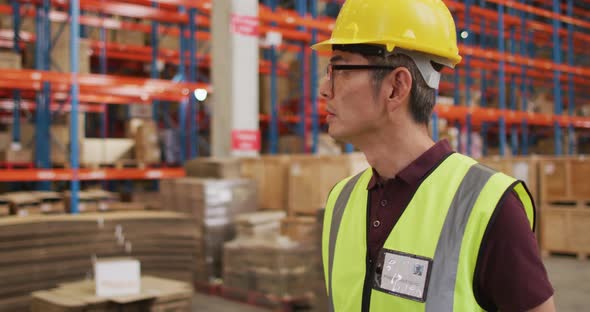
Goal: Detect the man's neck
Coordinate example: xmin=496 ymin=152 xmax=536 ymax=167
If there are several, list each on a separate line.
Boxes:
xmin=355 ymin=124 xmax=435 ymax=180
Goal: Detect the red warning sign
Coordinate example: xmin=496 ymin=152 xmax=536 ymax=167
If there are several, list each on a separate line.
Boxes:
xmin=231 ymin=14 xmax=259 ymax=36
xmin=231 ymin=129 xmax=260 ymax=151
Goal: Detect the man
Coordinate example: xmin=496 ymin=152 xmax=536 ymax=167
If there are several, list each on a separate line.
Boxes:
xmin=312 ymin=0 xmax=556 ymax=311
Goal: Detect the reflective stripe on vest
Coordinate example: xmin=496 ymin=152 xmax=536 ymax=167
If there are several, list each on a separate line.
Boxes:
xmin=328 ymin=171 xmax=365 ymax=312
xmin=424 ymin=163 xmax=494 ymax=311
xmin=324 ymin=153 xmax=535 ymax=311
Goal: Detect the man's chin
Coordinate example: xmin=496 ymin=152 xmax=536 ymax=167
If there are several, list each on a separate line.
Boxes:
xmin=327 ymin=128 xmax=350 ymax=144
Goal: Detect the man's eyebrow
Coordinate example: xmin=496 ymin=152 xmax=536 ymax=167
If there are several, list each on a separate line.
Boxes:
xmin=330 ymin=55 xmax=344 ymax=63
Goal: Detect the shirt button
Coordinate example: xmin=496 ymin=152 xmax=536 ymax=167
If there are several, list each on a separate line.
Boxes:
xmin=380 ymin=200 xmax=388 ymax=207
xmin=373 ymin=220 xmax=381 ymax=228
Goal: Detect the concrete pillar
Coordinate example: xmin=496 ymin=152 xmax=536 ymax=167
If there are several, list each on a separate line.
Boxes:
xmin=211 ymin=0 xmax=260 ymax=157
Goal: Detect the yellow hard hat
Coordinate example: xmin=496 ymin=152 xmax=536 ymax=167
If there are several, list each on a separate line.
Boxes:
xmin=312 ymin=0 xmax=462 ymax=66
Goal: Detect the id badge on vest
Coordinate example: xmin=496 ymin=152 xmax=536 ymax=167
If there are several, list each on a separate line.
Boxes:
xmin=373 ymin=248 xmax=433 ymax=302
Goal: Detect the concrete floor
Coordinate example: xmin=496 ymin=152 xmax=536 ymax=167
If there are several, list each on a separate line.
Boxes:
xmin=192 ymin=293 xmax=268 ymax=312
xmin=192 ymin=255 xmax=588 ymax=311
xmin=544 ymin=255 xmax=590 ymax=312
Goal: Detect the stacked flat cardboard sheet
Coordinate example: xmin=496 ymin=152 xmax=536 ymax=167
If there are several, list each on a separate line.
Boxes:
xmin=0 ymin=211 xmax=198 ymax=311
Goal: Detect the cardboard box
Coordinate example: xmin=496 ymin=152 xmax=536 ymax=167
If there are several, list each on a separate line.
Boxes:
xmin=112 ymin=17 xmax=145 ymax=46
xmin=281 ymin=216 xmax=319 ymax=243
xmin=51 ymin=38 xmax=91 ymax=74
xmin=94 ymin=258 xmax=141 ymax=297
xmin=240 ymin=155 xmax=291 ymax=210
xmin=0 ymin=51 xmax=22 ymax=69
xmin=133 ymin=120 xmax=160 ymax=163
xmin=288 ymin=154 xmax=369 ymax=215
xmin=0 ymin=147 xmax=33 ymax=163
xmin=184 ymin=157 xmax=242 ymax=179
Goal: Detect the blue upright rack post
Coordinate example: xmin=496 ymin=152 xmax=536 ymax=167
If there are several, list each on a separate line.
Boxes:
xmin=310 ymin=0 xmax=319 ymax=154
xmin=566 ymin=0 xmax=575 ymax=155
xmin=11 ymin=1 xmax=21 ymax=145
xmin=498 ymin=3 xmax=507 ymax=156
xmin=99 ymin=13 xmax=108 ymax=139
xmin=296 ymin=0 xmax=307 ymax=152
xmin=188 ymin=7 xmax=198 ymax=159
xmin=264 ymin=0 xmax=279 ymax=154
xmin=35 ymin=0 xmax=51 ymax=190
xmin=552 ymin=0 xmax=563 ymax=155
xmin=465 ymin=0 xmax=473 ymax=156
xmin=151 ymin=2 xmax=160 ymax=125
xmin=99 ymin=12 xmax=109 ymax=191
xmin=509 ymin=7 xmax=518 ymax=155
xmin=70 ymin=0 xmax=81 ymax=213
xmin=479 ymin=0 xmax=488 ymax=156
xmin=520 ymin=4 xmax=529 ymax=155
xmin=178 ymin=6 xmax=187 ymax=162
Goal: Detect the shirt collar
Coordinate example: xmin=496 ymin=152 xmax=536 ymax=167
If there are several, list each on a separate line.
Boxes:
xmin=367 ymin=139 xmax=454 ymax=190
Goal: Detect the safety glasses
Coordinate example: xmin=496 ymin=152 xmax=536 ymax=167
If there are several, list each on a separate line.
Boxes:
xmin=325 ymin=64 xmax=398 ymax=94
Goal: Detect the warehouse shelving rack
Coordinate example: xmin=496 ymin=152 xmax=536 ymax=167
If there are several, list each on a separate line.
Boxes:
xmin=0 ymin=0 xmax=589 ymax=212
xmin=255 ymin=0 xmax=590 ymax=157
xmin=0 ymin=0 xmax=210 ymax=212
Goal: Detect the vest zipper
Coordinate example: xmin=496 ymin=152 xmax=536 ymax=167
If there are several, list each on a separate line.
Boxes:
xmin=361 ymin=192 xmax=372 ymax=312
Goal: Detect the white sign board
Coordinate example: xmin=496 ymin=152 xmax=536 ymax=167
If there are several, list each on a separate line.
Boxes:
xmin=94 ymin=258 xmax=141 ymax=297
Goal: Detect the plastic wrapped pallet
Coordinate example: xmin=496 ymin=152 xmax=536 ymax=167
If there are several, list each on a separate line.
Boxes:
xmin=234 ymin=210 xmax=285 ymax=239
xmin=222 ymin=236 xmax=315 ymax=299
xmin=171 ymin=178 xmax=258 ymax=282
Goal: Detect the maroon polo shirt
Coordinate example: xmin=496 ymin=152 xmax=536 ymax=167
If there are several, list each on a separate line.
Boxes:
xmin=367 ymin=139 xmax=553 ymax=311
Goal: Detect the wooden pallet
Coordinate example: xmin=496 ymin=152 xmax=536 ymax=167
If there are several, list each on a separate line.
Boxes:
xmin=538 ymin=157 xmax=590 ymax=203
xmin=0 ymin=162 xmax=34 ymax=169
xmin=540 ymin=200 xmax=590 ymax=260
xmin=54 ymin=160 xmax=152 ymax=169
xmin=541 ymin=250 xmax=589 ymax=261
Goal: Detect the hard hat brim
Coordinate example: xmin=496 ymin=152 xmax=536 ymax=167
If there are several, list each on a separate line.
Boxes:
xmin=311 ymin=38 xmax=462 ymax=66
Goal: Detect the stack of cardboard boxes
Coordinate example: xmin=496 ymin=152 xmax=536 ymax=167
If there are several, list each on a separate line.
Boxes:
xmin=159 ymin=161 xmax=258 ymax=284
xmin=223 ymin=211 xmax=315 ymax=300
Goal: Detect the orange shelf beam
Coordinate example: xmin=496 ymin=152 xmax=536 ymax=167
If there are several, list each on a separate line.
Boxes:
xmin=0 ymin=168 xmax=185 ymax=182
xmin=0 ymin=69 xmax=209 ymax=101
xmin=434 ymin=105 xmax=590 ymax=129
xmin=3 ymin=4 xmax=589 ymax=78
xmin=0 ymin=99 xmax=105 ymax=113
xmin=260 ymin=105 xmax=590 ymax=129
xmin=484 ymin=0 xmax=590 ymax=30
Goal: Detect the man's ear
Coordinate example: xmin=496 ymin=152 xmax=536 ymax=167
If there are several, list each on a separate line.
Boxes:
xmin=385 ymin=67 xmax=413 ymax=112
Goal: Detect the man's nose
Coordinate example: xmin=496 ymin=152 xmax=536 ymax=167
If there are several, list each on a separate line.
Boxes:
xmin=319 ymin=76 xmax=333 ymax=100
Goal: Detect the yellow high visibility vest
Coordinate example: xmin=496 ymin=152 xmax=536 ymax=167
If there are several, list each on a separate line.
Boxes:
xmin=322 ymin=153 xmax=535 ymax=311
